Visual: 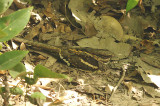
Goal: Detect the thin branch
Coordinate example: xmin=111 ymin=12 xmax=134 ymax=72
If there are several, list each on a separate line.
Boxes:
xmin=108 ymin=64 xmax=128 ymax=100
xmin=2 ymin=74 xmax=10 ymax=106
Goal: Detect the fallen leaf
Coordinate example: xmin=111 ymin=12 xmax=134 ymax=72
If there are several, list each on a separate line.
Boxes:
xmin=25 ymin=20 xmax=44 ymax=40
xmin=20 ymin=42 xmax=26 ymax=50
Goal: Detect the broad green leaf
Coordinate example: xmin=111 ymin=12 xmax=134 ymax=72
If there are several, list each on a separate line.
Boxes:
xmin=27 ymin=92 xmax=46 ymax=105
xmin=0 ymin=7 xmax=33 ymax=42
xmin=9 ymin=63 xmax=26 ymax=79
xmin=25 ymin=77 xmax=38 ymax=85
xmin=31 ymin=92 xmax=46 ymax=100
xmin=0 ymin=0 xmax=13 ymax=14
xmin=126 ymin=0 xmax=139 ymax=13
xmin=0 ymin=29 xmax=7 ymax=39
xmin=34 ymin=64 xmax=71 ymax=80
xmin=0 ymin=50 xmax=29 ymax=70
xmin=0 ymin=86 xmax=23 ymax=95
xmin=25 ymin=64 xmax=72 ymax=85
xmin=10 ymin=86 xmax=23 ymax=95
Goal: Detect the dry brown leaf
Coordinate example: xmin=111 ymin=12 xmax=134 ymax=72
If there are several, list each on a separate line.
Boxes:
xmin=143 ymin=84 xmax=160 ymax=98
xmin=20 ymin=42 xmax=26 ymax=50
xmin=41 ymin=23 xmax=54 ymax=33
xmin=37 ymin=55 xmax=47 ymax=60
xmin=25 ymin=20 xmax=44 ymax=40
xmin=44 ymin=57 xmax=57 ymax=67
xmin=138 ymin=0 xmax=145 ymax=13
xmin=140 ymin=40 xmax=154 ymax=54
xmin=123 ymin=82 xmax=133 ymax=95
xmin=54 ymin=22 xmax=71 ymax=34
xmin=120 ymin=15 xmax=157 ymax=37
xmin=84 ymin=21 xmax=97 ymax=37
xmin=0 ymin=70 xmax=7 ymax=75
xmin=43 ymin=2 xmax=57 ymax=19
xmin=65 ymin=26 xmax=72 ymax=33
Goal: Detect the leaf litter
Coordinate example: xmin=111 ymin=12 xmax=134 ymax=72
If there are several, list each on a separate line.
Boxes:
xmin=1 ymin=0 xmax=160 ymax=105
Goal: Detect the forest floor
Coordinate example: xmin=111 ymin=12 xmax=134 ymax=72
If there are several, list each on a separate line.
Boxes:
xmin=1 ymin=0 xmax=160 ymax=106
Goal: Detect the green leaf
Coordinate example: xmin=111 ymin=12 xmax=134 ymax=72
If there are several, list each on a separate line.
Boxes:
xmin=0 ymin=29 xmax=8 ymax=39
xmin=9 ymin=63 xmax=26 ymax=79
xmin=0 ymin=87 xmax=6 ymax=94
xmin=25 ymin=77 xmax=38 ymax=85
xmin=25 ymin=64 xmax=72 ymax=85
xmin=0 ymin=86 xmax=23 ymax=95
xmin=10 ymin=86 xmax=23 ymax=95
xmin=126 ymin=0 xmax=139 ymax=13
xmin=0 ymin=0 xmax=13 ymax=14
xmin=0 ymin=50 xmax=29 ymax=70
xmin=0 ymin=7 xmax=33 ymax=42
xmin=34 ymin=64 xmax=71 ymax=80
xmin=31 ymin=92 xmax=46 ymax=100
xmin=27 ymin=92 xmax=46 ymax=105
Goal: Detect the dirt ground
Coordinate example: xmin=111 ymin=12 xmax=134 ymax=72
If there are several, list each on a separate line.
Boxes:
xmin=1 ymin=0 xmax=160 ymax=106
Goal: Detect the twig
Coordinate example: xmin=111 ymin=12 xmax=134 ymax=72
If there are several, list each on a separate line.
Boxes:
xmin=13 ymin=37 xmax=111 ymax=51
xmin=2 ymin=74 xmax=10 ymax=106
xmin=13 ymin=37 xmax=60 ymax=52
xmin=108 ymin=64 xmax=128 ymax=100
